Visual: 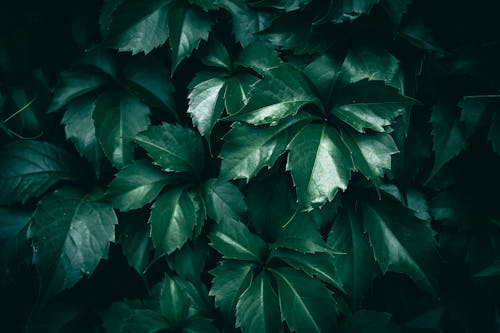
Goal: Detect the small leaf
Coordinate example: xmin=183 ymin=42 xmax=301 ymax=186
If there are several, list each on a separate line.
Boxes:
xmin=169 ymin=1 xmax=212 ymax=72
xmin=209 ymin=218 xmax=267 ymax=262
xmin=27 ymin=188 xmax=117 ymax=304
xmin=340 ymin=310 xmax=401 ymax=333
xmin=236 ymin=271 xmax=281 ymax=333
xmin=93 ymin=91 xmax=151 ymax=169
xmin=234 ymin=40 xmax=282 ymax=75
xmin=286 ymin=124 xmax=352 ymax=210
xmin=107 ymin=160 xmax=175 ymax=211
xmin=0 ymin=141 xmax=76 ymax=205
xmin=219 ymin=114 xmax=310 ymax=182
xmin=135 ymin=123 xmax=205 ymax=176
xmin=150 ymin=187 xmax=206 ymax=256
xmin=160 ymin=274 xmax=190 ymax=326
xmin=227 ymin=65 xmax=322 ymax=125
xmin=271 ymin=266 xmax=337 ymax=333
xmin=209 ymin=261 xmax=254 ymax=321
xmin=197 ymin=38 xmax=232 ymax=71
xmin=203 ymin=179 xmax=247 ymax=224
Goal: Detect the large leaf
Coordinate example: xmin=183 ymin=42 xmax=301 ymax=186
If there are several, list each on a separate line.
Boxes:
xmin=27 ymin=188 xmax=117 ymax=304
xmin=235 ymin=271 xmax=281 ymax=333
xmin=286 ymin=124 xmax=352 ymax=210
xmin=209 ymin=218 xmax=267 ymax=262
xmin=168 ymin=0 xmax=212 ymax=72
xmin=100 ymin=0 xmax=171 ymax=54
xmin=150 ymin=187 xmax=206 ymax=256
xmin=0 ymin=141 xmax=76 ymax=205
xmin=271 ymin=267 xmax=337 ymax=333
xmin=135 ymin=123 xmax=205 ymax=177
xmin=209 ymin=261 xmax=254 ymax=321
xmin=219 ymin=113 xmax=310 ymax=182
xmin=62 ymin=97 xmax=104 ymax=176
xmin=107 ymin=160 xmax=175 ymax=211
xmin=362 ymin=198 xmax=440 ymax=295
xmin=427 ymin=101 xmax=466 ymax=182
xmin=93 ymin=91 xmax=151 ymax=169
xmin=330 ymin=79 xmax=419 ymax=133
xmin=227 ymin=65 xmax=322 ymax=125
xmin=160 ymin=274 xmax=190 ymax=326
xmin=203 ymin=179 xmax=247 ymax=224
xmin=327 ymin=207 xmax=379 ymax=307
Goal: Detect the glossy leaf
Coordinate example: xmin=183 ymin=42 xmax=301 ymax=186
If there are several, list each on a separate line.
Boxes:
xmin=27 ymin=188 xmax=117 ymax=304
xmin=160 ymin=274 xmax=190 ymax=326
xmin=118 ymin=213 xmax=152 ymax=274
xmin=0 ymin=141 xmax=76 ymax=205
xmin=203 ymin=179 xmax=247 ymax=224
xmin=235 ymin=271 xmax=281 ymax=333
xmin=167 ymin=240 xmax=209 ymax=283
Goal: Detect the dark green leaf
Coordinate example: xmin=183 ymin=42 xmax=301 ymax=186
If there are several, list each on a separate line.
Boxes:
xmin=458 ymin=96 xmax=491 ymax=138
xmin=118 ymin=212 xmax=152 ymax=274
xmin=209 ymin=218 xmax=267 ymax=262
xmin=93 ymin=91 xmax=151 ymax=169
xmin=168 ymin=1 xmax=212 ymax=72
xmin=107 ymin=160 xmax=173 ymax=211
xmin=219 ymin=114 xmax=310 ymax=181
xmin=135 ymin=123 xmax=205 ymax=176
xmin=327 ymin=208 xmax=379 ymax=307
xmin=474 ymin=260 xmax=500 ymax=277
xmin=340 ymin=310 xmax=401 ymax=333
xmin=167 ymin=239 xmax=209 ymax=283
xmin=272 ymin=266 xmax=337 ymax=333
xmin=183 ymin=316 xmax=220 ymax=333
xmin=160 ymin=274 xmax=190 ymax=326
xmin=236 ymin=271 xmax=281 ymax=333
xmin=304 ymin=54 xmax=340 ymax=107
xmin=488 ymin=111 xmax=500 ymax=154
xmin=318 ymin=0 xmax=378 ymax=23
xmin=150 ymin=187 xmax=206 ymax=256
xmin=234 ymin=41 xmax=282 ymax=75
xmin=273 ymin=212 xmax=329 ymax=253
xmin=101 ymin=300 xmax=169 ymax=333
xmin=224 ymin=74 xmax=257 ymax=114
xmin=286 ymin=124 xmax=352 ymax=210
xmin=203 ymin=179 xmax=247 ymax=224
xmin=209 ymin=261 xmax=254 ymax=320
xmin=198 ymin=38 xmax=232 ymax=71
xmin=27 ymin=188 xmax=117 ymax=304
xmin=0 ymin=141 xmax=76 ymax=205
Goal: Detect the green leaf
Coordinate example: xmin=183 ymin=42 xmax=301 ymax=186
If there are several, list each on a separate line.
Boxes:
xmin=123 ymin=57 xmax=176 ymax=115
xmin=304 ymin=54 xmax=340 ymax=107
xmin=315 ymin=0 xmax=379 ymax=23
xmin=236 ymin=271 xmax=281 ymax=333
xmin=0 ymin=141 xmax=76 ymax=205
xmin=93 ymin=91 xmax=151 ymax=169
xmin=331 ymin=79 xmax=419 ymax=133
xmin=118 ymin=212 xmax=152 ymax=274
xmin=488 ymin=111 xmax=500 ymax=154
xmin=27 ymin=188 xmax=117 ymax=304
xmin=427 ymin=101 xmax=466 ymax=182
xmin=209 ymin=261 xmax=254 ymax=321
xmin=340 ymin=310 xmax=401 ymax=333
xmin=234 ymin=40 xmax=282 ymax=75
xmin=48 ymin=69 xmax=108 ymax=112
xmin=62 ymin=97 xmax=104 ymax=176
xmin=107 ymin=160 xmax=174 ymax=211
xmin=341 ymin=129 xmax=399 ymax=184
xmin=160 ymin=274 xmax=190 ymax=326
xmin=101 ymin=0 xmax=171 ymax=55
xmin=286 ymin=124 xmax=352 ymax=210
xmin=327 ymin=207 xmax=379 ymax=307
xmin=101 ymin=300 xmax=169 ymax=333
xmin=175 ymin=277 xmax=211 ymax=317
xmin=219 ymin=114 xmax=310 ymax=182
xmin=273 ymin=212 xmax=329 ymax=253
xmin=380 ymin=0 xmax=412 ymax=29
xmin=150 ymin=187 xmax=206 ymax=256
xmin=362 ymin=198 xmax=440 ymax=296
xmin=209 ymin=218 xmax=267 ymax=262
xmin=474 ymin=260 xmax=500 ymax=277
xmin=271 ymin=267 xmax=337 ymax=333
xmin=203 ymin=179 xmax=247 ymax=224
xmin=458 ymin=96 xmax=491 ymax=138
xmin=188 ymin=77 xmax=227 ymax=137
xmin=197 ymin=38 xmax=232 ymax=71
xmin=227 ymin=65 xmax=322 ymax=125
xmin=135 ymin=123 xmax=205 ymax=176
xmin=167 ymin=239 xmax=209 ymax=283
xmin=168 ymin=0 xmax=212 ymax=72
xmin=183 ymin=316 xmax=220 ymax=333
xmin=248 ymin=0 xmax=312 ymax=11
xmin=274 ymin=249 xmax=344 ymax=291
xmin=224 ymin=74 xmax=257 ymax=114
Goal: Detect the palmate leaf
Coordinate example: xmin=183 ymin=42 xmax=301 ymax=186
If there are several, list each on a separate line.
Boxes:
xmin=203 ymin=179 xmax=247 ymax=224
xmin=286 ymin=124 xmax=352 ymax=210
xmin=235 ymin=271 xmax=281 ymax=333
xmin=209 ymin=261 xmax=254 ymax=321
xmin=209 ymin=218 xmax=267 ymax=262
xmin=327 ymin=207 xmax=379 ymax=307
xmin=362 ymin=198 xmax=440 ymax=296
xmin=271 ymin=266 xmax=337 ymax=333
xmin=227 ymin=64 xmax=322 ymax=125
xmin=135 ymin=123 xmax=205 ymax=177
xmin=107 ymin=160 xmax=177 ymax=211
xmin=93 ymin=91 xmax=151 ymax=169
xmin=27 ymin=188 xmax=117 ymax=304
xmin=0 ymin=141 xmax=76 ymax=205
xmin=150 ymin=186 xmax=206 ymax=256
xmin=219 ymin=113 xmax=311 ymax=182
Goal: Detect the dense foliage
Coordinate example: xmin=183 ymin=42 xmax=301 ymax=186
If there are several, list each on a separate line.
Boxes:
xmin=1 ymin=0 xmax=499 ymax=332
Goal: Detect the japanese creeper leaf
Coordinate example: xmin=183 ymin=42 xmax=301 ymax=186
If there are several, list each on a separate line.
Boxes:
xmin=203 ymin=179 xmax=247 ymax=224
xmin=160 ymin=274 xmax=190 ymax=326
